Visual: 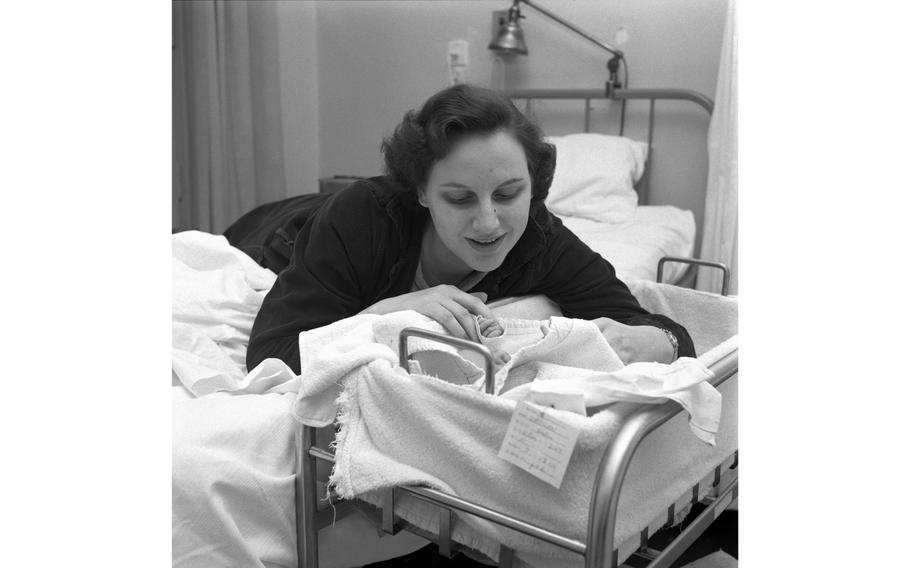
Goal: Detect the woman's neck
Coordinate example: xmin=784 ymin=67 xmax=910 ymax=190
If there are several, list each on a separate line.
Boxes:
xmin=420 ymin=223 xmax=472 ymax=287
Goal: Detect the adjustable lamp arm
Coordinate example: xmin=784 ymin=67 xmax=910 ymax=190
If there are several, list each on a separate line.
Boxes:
xmin=514 ymin=0 xmax=625 ymax=94
xmin=518 ymin=0 xmax=623 ymax=59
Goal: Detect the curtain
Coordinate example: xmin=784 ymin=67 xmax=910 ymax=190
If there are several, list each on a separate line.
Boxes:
xmin=697 ymin=0 xmax=738 ymax=295
xmin=172 ymin=0 xmax=288 ymax=233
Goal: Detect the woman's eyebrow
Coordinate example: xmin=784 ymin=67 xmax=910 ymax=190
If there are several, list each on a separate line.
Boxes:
xmin=496 ymin=178 xmax=525 ymax=189
xmin=439 ymin=178 xmax=525 ymax=190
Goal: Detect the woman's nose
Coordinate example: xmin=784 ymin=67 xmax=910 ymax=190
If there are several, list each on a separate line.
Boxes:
xmin=472 ymin=201 xmax=500 ymax=233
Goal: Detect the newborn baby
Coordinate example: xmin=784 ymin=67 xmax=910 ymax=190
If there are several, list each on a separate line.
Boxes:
xmin=476 ymin=315 xmax=510 ymax=368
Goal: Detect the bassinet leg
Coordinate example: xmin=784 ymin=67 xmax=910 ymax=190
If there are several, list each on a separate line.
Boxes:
xmin=295 ymin=424 xmax=319 ymax=568
xmin=438 ymin=508 xmax=454 ymax=558
xmin=498 ymin=545 xmax=515 ymax=568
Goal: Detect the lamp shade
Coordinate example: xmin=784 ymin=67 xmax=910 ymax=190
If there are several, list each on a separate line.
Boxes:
xmin=489 ymin=16 xmax=528 ymax=55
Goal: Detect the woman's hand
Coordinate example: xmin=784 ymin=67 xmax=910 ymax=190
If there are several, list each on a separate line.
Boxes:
xmin=593 ymin=318 xmax=675 ymax=364
xmin=360 ymin=286 xmax=493 ymax=341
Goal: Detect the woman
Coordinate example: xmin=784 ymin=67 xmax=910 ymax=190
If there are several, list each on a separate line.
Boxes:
xmin=225 ymin=83 xmax=693 ymax=377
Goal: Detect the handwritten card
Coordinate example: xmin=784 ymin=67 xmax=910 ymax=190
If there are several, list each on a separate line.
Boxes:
xmin=498 ymin=401 xmax=581 ymax=489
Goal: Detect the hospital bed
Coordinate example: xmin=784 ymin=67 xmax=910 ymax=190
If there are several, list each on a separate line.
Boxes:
xmin=171 ymin=87 xmax=737 ymax=568
xmin=290 ymin=88 xmax=737 ymax=568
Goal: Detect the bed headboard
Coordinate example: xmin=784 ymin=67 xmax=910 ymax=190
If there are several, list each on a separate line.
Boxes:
xmin=503 ymin=88 xmax=714 ymax=207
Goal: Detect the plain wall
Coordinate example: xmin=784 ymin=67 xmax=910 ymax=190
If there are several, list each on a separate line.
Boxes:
xmin=310 ymin=0 xmax=727 ymax=236
xmin=276 ymin=0 xmax=321 ymax=198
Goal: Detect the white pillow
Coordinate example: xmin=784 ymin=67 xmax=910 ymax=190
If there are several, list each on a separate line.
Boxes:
xmin=544 ymin=133 xmax=648 ymax=224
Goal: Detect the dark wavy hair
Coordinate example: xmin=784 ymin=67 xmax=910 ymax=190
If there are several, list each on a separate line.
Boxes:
xmin=381 ymin=84 xmax=556 ymax=202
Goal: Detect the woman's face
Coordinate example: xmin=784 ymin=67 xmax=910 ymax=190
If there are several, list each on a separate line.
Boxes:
xmin=419 ymin=130 xmax=532 ymax=276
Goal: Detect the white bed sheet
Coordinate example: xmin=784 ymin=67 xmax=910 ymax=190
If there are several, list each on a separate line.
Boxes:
xmin=559 ymin=205 xmax=696 ymax=284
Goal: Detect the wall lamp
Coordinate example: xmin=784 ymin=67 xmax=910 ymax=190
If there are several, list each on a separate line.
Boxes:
xmin=488 ymin=0 xmax=626 ymax=97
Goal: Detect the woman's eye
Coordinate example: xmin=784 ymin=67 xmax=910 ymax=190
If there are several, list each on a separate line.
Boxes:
xmin=446 ymin=195 xmax=473 ymax=205
xmin=494 ymin=190 xmax=521 ymax=201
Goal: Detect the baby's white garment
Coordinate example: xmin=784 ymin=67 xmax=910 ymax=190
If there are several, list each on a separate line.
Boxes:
xmin=500 ymin=357 xmax=719 ymax=445
xmin=471 ymin=316 xmax=719 ymax=444
xmin=465 ymin=316 xmax=626 ymax=393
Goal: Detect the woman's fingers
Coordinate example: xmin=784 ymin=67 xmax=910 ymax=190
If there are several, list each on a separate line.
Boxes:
xmin=443 ymin=298 xmax=483 ymax=341
xmin=363 ymin=285 xmax=494 ymax=341
xmin=446 ymin=287 xmax=494 ymax=319
xmin=421 ymin=300 xmax=476 ymax=341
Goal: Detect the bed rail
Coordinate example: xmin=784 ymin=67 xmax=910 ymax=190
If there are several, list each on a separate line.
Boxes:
xmin=399 ymin=327 xmax=497 ymax=394
xmin=502 ymin=87 xmax=713 ymax=207
xmin=295 ymin=328 xmax=738 ymax=568
xmin=657 ymin=257 xmax=731 ymax=296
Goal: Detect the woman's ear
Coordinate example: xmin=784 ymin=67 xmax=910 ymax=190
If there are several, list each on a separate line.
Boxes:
xmin=532 ymin=142 xmax=557 ymax=201
xmin=417 ymin=187 xmax=428 ymax=208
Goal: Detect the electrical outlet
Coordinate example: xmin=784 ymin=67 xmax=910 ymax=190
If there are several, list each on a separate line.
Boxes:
xmin=615 ymin=26 xmax=630 ymax=47
xmin=448 ymin=39 xmax=469 ymax=68
xmin=447 ymin=39 xmax=470 ymax=85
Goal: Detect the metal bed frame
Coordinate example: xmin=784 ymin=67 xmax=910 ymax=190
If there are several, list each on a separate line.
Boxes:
xmin=505 ymin=88 xmax=714 ymax=290
xmin=293 ymin=88 xmax=737 ymax=568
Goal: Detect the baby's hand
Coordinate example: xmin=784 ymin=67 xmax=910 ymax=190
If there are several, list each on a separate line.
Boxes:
xmin=477 ymin=316 xmax=504 ymax=338
xmin=492 ymin=348 xmax=511 ymax=367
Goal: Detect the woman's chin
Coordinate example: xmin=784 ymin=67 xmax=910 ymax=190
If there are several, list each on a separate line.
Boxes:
xmin=464 ymin=254 xmax=506 ymax=273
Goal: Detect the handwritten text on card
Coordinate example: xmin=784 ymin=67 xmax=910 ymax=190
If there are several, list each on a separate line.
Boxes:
xmin=498 ymin=401 xmax=581 ymax=489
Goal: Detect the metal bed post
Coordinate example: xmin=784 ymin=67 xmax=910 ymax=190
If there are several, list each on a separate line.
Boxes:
xmin=503 ymin=88 xmax=713 ymax=212
xmin=398 ymin=328 xmax=497 ymax=395
xmin=584 ymin=98 xmax=591 ymax=133
xmin=295 ymin=423 xmax=319 ymax=568
xmin=657 ymin=257 xmax=731 ymax=296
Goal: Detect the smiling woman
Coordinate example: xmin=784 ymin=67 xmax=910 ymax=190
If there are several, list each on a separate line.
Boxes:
xmin=418 ymin=131 xmax=532 ymax=283
xmin=223 ymin=84 xmax=692 ymax=376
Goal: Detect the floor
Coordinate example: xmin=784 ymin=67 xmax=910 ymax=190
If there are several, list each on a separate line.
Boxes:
xmin=669 ymin=510 xmax=737 ymax=567
xmin=364 ymin=510 xmax=738 ymax=567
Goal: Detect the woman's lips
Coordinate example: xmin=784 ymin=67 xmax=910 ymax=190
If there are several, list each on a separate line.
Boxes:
xmin=466 ymin=233 xmax=506 ymax=252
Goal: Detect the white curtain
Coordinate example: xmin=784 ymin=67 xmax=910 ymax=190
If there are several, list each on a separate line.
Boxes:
xmin=697 ymin=0 xmax=738 ymax=295
xmin=172 ymin=1 xmax=289 ymax=233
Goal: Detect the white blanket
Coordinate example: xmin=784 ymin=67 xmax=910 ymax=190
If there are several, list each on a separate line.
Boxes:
xmin=172 ymin=231 xmax=299 ymax=396
xmin=172 ymin=232 xmax=429 ymax=568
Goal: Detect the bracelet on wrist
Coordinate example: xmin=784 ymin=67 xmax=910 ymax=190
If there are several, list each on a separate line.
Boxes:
xmin=659 ymin=328 xmax=679 ymax=361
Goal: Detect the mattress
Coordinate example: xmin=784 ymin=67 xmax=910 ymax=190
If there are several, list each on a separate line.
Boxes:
xmin=559 ymin=205 xmax=696 ymax=284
